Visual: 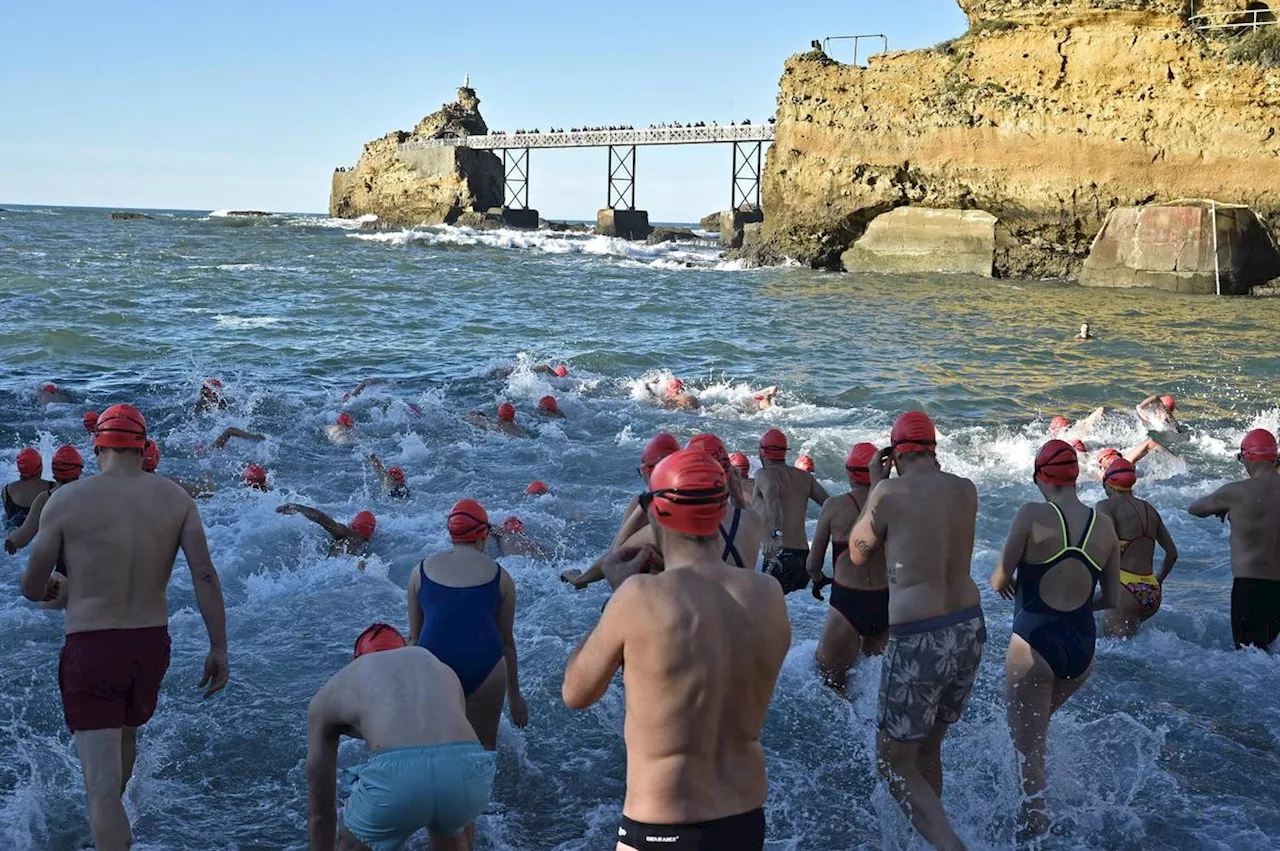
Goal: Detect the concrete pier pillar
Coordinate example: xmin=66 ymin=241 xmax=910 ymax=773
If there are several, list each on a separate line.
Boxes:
xmin=495 ymin=207 xmax=539 ymax=229
xmin=597 ymin=208 xmax=651 ymax=240
xmin=720 ymin=208 xmax=764 ymax=249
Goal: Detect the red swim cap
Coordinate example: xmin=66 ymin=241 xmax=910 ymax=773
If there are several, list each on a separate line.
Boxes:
xmin=759 ymin=428 xmax=788 ymax=461
xmin=1241 ymin=428 xmax=1279 ymax=462
xmin=15 ymin=448 xmax=42 ymax=478
xmin=94 ymin=404 xmax=147 ymax=451
xmin=1103 ymin=458 xmax=1137 ymax=491
xmin=846 ymin=442 xmax=877 ymax=485
xmin=1070 ymin=439 xmax=1088 ymax=453
xmin=497 ymin=402 xmax=516 ymax=422
xmin=1096 ymin=448 xmax=1122 ymax=469
xmin=538 ymin=395 xmax=558 ymax=413
xmin=40 ymin=383 xmax=57 ymax=394
xmin=665 ymin=378 xmax=685 ymax=397
xmin=52 ymin=446 xmax=83 ymax=481
xmin=1049 ymin=416 xmax=1070 ymax=435
xmin=1034 ymin=439 xmax=1079 ymax=487
xmin=204 ymin=378 xmax=223 ymax=389
xmin=728 ymin=452 xmax=750 ymax=475
xmin=243 ymin=464 xmax=267 ymax=488
xmin=554 ymin=365 xmax=569 ymax=377
xmin=353 ymin=623 xmax=406 ymax=658
xmin=1160 ymin=395 xmax=1176 ymax=412
xmin=687 ymin=433 xmax=731 ymax=474
xmin=337 ymin=412 xmax=355 ymax=428
xmin=796 ymin=455 xmax=815 ymax=473
xmin=502 ymin=516 xmax=525 ymax=535
xmin=349 ymin=510 xmax=376 ymax=539
xmin=640 ymin=431 xmax=681 ymax=476
xmin=448 ymin=499 xmax=489 ymax=543
xmin=141 ymin=440 xmax=161 ymax=473
xmin=646 ymin=449 xmax=730 ymax=537
xmin=386 ymin=466 xmax=406 ymax=484
xmin=891 ymin=412 xmax=936 ymax=455
xmin=525 ymin=480 xmax=549 ymax=496
xmin=83 ymin=411 xmax=99 ymax=434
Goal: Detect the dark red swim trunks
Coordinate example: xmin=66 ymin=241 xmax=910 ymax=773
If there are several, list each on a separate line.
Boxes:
xmin=58 ymin=626 xmax=171 ymax=731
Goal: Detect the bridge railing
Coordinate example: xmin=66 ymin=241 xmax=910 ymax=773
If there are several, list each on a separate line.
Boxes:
xmin=398 ymin=124 xmax=775 ymax=152
xmin=1190 ymin=8 xmax=1277 ymax=31
xmin=822 ymin=34 xmax=889 ymax=67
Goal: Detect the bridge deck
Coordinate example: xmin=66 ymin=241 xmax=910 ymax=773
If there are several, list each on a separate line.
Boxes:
xmin=399 ymin=124 xmax=774 ymax=151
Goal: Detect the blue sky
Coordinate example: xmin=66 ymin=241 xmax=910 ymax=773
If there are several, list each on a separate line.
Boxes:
xmin=0 ymin=1 xmax=967 ymax=219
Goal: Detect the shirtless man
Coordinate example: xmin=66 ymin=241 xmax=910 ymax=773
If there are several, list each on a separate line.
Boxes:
xmin=754 ymin=428 xmax=829 ymax=594
xmin=5 ymin=445 xmax=84 ymax=556
xmin=366 ymin=454 xmax=409 ymax=498
xmin=746 ymin=386 xmax=779 ymax=413
xmin=648 ymin=377 xmax=700 ymax=411
xmin=489 ymin=516 xmax=554 ymax=561
xmin=810 ymin=443 xmax=890 ymax=696
xmin=467 ymin=403 xmax=524 ymax=437
xmin=562 ymin=450 xmax=790 ymax=850
xmin=1189 ymin=428 xmax=1280 ymax=650
xmin=306 ymin=625 xmax=496 ymax=851
xmin=848 ymin=412 xmax=983 ymax=851
xmin=19 ymin=404 xmax=229 ymax=851
xmin=277 ymin=504 xmax=376 ymax=556
xmin=537 ymin=395 xmax=566 ymax=419
xmin=1136 ymin=393 xmax=1182 ymax=434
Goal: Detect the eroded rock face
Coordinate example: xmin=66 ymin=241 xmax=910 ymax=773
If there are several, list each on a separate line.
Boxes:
xmin=759 ymin=4 xmax=1280 ymax=276
xmin=330 ymin=87 xmax=503 ymax=226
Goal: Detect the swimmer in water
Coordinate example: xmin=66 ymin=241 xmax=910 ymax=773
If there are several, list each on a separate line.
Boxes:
xmin=142 ymin=440 xmax=215 ymax=498
xmin=365 ymin=454 xmax=409 ymax=498
xmin=1096 ymin=458 xmax=1177 ymax=638
xmin=1076 ymin=322 xmax=1094 ymax=340
xmin=1136 ymin=393 xmax=1183 ymax=434
xmin=489 ymin=516 xmax=554 ymax=561
xmin=5 ymin=445 xmax=84 ymax=558
xmin=809 ymin=443 xmax=890 ymax=697
xmin=305 ymin=625 xmax=496 ymax=851
xmin=537 ymin=395 xmax=566 ymax=419
xmin=1188 ymin=428 xmax=1280 ymax=650
xmin=562 ymin=449 xmax=790 ymax=851
xmin=748 ymin=386 xmax=780 ymax=412
xmin=20 ymin=404 xmax=230 ymax=851
xmin=349 ymin=377 xmax=389 ymax=397
xmin=83 ymin=411 xmax=99 ymax=434
xmin=326 ymin=412 xmax=357 ymax=445
xmin=647 ymin=377 xmax=701 ymax=411
xmin=3 ymin=448 xmax=52 ymax=531
xmin=1092 ymin=439 xmax=1164 ymax=479
xmin=755 ymin=428 xmax=829 ymax=595
xmin=408 ymin=499 xmax=529 ymax=749
xmin=277 ymin=504 xmax=376 ymax=557
xmin=795 ymin=454 xmax=815 ymax=473
xmin=241 ymin=464 xmax=269 ymax=492
xmin=467 ymin=403 xmax=524 ymax=437
xmin=195 ymin=378 xmax=228 ymax=413
xmin=991 ymin=439 xmax=1120 ymax=837
xmin=849 ymin=412 xmax=984 ymax=851
xmin=210 ymin=427 xmax=266 ymax=450
xmin=490 ymin=362 xmax=569 ymax=379
xmin=35 ymin=382 xmax=76 ymax=405
xmin=1048 ymin=415 xmax=1071 ymax=437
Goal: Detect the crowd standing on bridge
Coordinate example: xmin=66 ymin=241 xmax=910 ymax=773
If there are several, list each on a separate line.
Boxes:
xmin=5 ymin=370 xmax=1279 ymax=850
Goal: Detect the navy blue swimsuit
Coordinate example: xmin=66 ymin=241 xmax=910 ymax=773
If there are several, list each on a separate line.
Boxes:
xmin=416 ymin=562 xmax=504 ymax=695
xmin=719 ymin=508 xmax=744 ymax=568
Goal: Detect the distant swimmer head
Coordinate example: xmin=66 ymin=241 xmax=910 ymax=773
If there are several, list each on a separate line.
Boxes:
xmin=497 ymin=402 xmax=516 ymax=422
xmin=1070 ymin=439 xmax=1088 ymax=454
xmin=554 ymin=365 xmax=569 ymax=377
xmin=243 ymin=464 xmax=267 ymax=489
xmin=525 ymin=480 xmax=549 ymax=496
xmin=1160 ymin=394 xmax=1177 ymax=413
xmin=502 ymin=516 xmax=525 ymax=535
xmin=337 ymin=412 xmax=355 ymax=429
xmin=644 ymin=449 xmax=730 ymax=537
xmin=349 ymin=510 xmax=377 ymax=540
xmin=353 ymin=623 xmax=406 ymax=659
xmin=846 ymin=442 xmax=878 ymax=485
xmin=796 ymin=455 xmax=815 ymax=473
xmin=1103 ymin=458 xmax=1137 ymax=492
xmin=640 ymin=431 xmax=682 ymax=478
xmin=1034 ymin=439 xmax=1079 ymax=488
xmin=1096 ymin=447 xmax=1122 ymax=470
xmin=15 ymin=448 xmax=42 ymax=479
xmin=538 ymin=395 xmax=558 ymax=413
xmin=891 ymin=412 xmax=936 ymax=457
xmin=40 ymin=383 xmax=58 ymax=395
xmin=1240 ymin=428 xmax=1279 ymax=464
xmin=386 ymin=466 xmax=406 ymax=485
xmin=200 ymin=378 xmax=224 ymax=401
xmin=448 ymin=499 xmax=489 ymax=543
xmin=83 ymin=410 xmax=99 ymax=434
xmin=686 ymin=433 xmax=730 ymax=474
xmin=94 ymin=404 xmax=148 ymax=452
xmin=1049 ymin=416 xmax=1070 ymax=435
xmin=141 ymin=440 xmax=161 ymax=473
xmin=759 ymin=428 xmax=788 ymax=461
xmin=728 ymin=452 xmax=751 ymax=476
xmin=665 ymin=378 xmax=685 ymax=397
xmin=52 ymin=446 xmax=84 ymax=482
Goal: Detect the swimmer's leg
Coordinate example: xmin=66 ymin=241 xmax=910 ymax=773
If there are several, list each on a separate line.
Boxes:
xmin=465 ymin=662 xmax=507 ymax=752
xmin=74 ymin=729 xmax=131 ymax=851
xmin=814 ymin=608 xmax=862 ymax=698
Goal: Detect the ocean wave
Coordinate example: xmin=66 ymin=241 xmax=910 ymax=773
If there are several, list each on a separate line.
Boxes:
xmin=212 ymin=314 xmax=281 ymax=329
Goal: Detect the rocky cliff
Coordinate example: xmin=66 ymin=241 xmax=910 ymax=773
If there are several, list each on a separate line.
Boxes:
xmin=330 ymin=87 xmax=502 ymax=225
xmin=756 ymin=0 xmax=1280 ymax=276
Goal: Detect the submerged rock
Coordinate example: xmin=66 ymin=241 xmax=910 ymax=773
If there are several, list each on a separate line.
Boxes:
xmin=108 ymin=212 xmax=153 ymax=221
xmin=699 ymin=212 xmax=722 ymax=231
xmin=646 ymin=227 xmax=699 ymax=245
xmin=226 ymin=210 xmax=272 ymax=217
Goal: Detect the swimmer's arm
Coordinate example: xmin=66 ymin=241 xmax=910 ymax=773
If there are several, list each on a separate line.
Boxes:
xmin=498 ymin=570 xmax=527 ymax=725
xmin=406 ymin=566 xmax=424 ymax=645
xmin=807 ymin=506 xmax=832 ymax=583
xmin=563 ymin=581 xmax=632 ymax=710
xmin=211 ymin=427 xmax=266 ymax=450
xmin=757 ymin=472 xmax=784 ymax=547
xmin=1135 ymin=395 xmax=1160 ymax=416
xmin=1093 ymin=523 xmax=1122 ymax=611
xmin=350 ymin=378 xmax=387 ymax=397
xmin=848 ymin=486 xmax=887 ymax=568
xmin=281 ymin=504 xmax=350 ymax=539
xmin=608 ymin=498 xmax=645 ymax=551
xmin=179 ymin=503 xmax=229 ymax=655
xmin=991 ymin=506 xmax=1030 ymax=600
xmin=1124 ymin=438 xmax=1161 ymax=466
xmin=20 ymin=493 xmax=64 ymax=602
xmin=305 ymin=686 xmax=341 ymax=851
xmin=1155 ymin=513 xmax=1178 ymax=582
xmin=809 ymin=476 xmax=830 ymax=506
xmin=1188 ymin=485 xmax=1234 ymax=521
xmin=7 ymin=490 xmax=49 ymax=550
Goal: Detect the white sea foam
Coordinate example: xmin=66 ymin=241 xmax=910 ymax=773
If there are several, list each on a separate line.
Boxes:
xmin=212 ymin=314 xmax=281 ymax=329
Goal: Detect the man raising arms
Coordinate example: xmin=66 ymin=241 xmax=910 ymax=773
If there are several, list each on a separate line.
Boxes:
xmin=20 ymin=404 xmax=229 ymax=851
xmin=849 ymin=412 xmax=983 ymax=851
xmin=563 ymin=450 xmax=790 ymax=850
xmin=754 ymin=428 xmax=829 ymax=594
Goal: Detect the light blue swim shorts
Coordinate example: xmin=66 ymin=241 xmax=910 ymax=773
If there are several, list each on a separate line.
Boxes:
xmin=343 ymin=741 xmax=496 ymax=851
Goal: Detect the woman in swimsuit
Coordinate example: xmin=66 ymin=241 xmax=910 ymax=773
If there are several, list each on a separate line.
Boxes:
xmin=990 ymin=440 xmax=1121 ymax=837
xmin=3 ymin=448 xmax=52 ymax=531
xmin=408 ymin=498 xmax=529 ymax=749
xmin=1095 ymin=458 xmax=1177 ymax=638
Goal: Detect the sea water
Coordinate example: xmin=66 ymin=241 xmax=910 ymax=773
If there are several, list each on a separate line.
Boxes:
xmin=1 ymin=206 xmax=1278 ymax=850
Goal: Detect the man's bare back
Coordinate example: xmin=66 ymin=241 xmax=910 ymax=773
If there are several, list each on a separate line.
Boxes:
xmin=754 ymin=463 xmax=827 ymax=548
xmin=1191 ymin=471 xmax=1280 ymax=581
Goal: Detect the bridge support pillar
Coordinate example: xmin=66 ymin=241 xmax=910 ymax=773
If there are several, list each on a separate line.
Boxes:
xmin=597 ymin=208 xmax=651 ymax=240
xmin=496 ymin=207 xmax=540 ymax=229
xmin=500 ymin=149 xmax=538 ymax=228
xmin=720 ymin=208 xmax=764 ymax=249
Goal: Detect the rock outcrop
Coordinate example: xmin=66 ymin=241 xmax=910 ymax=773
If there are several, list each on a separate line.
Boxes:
xmin=108 ymin=212 xmax=153 ymax=221
xmin=699 ymin=212 xmax=723 ymax=231
xmin=841 ymin=208 xmax=1013 ymax=276
xmin=330 ymin=87 xmax=502 ymax=226
xmin=647 ymin=227 xmax=700 ymax=245
xmin=758 ymin=0 xmax=1280 ymax=277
